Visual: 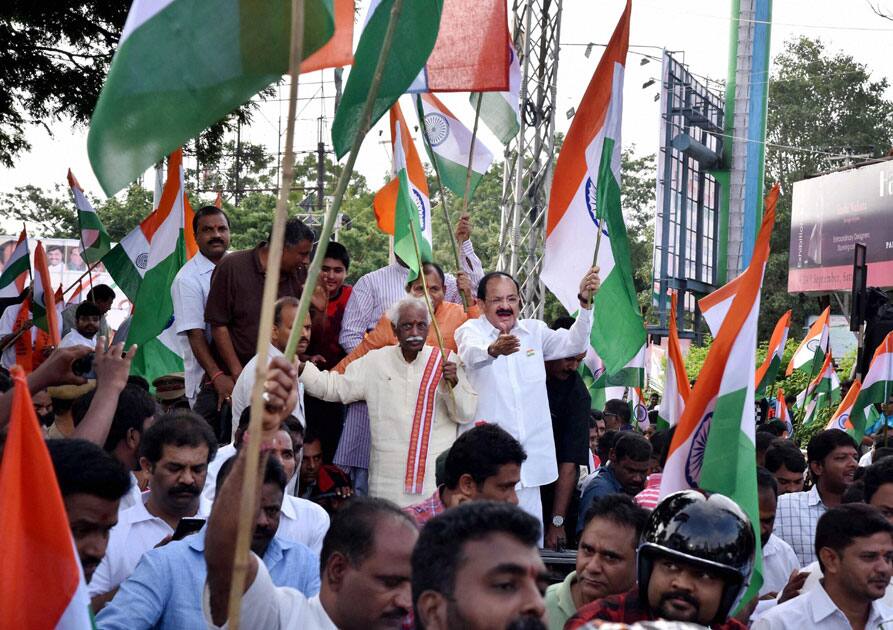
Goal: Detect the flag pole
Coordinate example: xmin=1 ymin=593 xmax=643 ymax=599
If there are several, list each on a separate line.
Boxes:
xmin=588 ymin=221 xmax=603 ymax=308
xmin=62 ymin=260 xmax=103 ymax=296
xmin=226 ymin=0 xmax=305 ymax=626
xmin=22 ymin=223 xmax=34 ymax=289
xmin=416 ymin=97 xmax=468 ymax=310
xmin=460 ymin=93 xmax=483 ymax=215
xmin=408 ymin=222 xmax=448 ymax=364
xmin=282 ymin=0 xmax=407 ymax=361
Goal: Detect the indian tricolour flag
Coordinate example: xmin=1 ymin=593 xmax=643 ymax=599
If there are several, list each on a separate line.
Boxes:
xmin=628 ymin=387 xmax=650 ymax=431
xmin=827 ymin=378 xmax=861 ymax=432
xmin=124 ymin=150 xmax=190 ymax=387
xmin=0 ymin=230 xmax=30 ymax=299
xmin=786 ymin=306 xmax=830 ymax=376
xmin=796 ymin=351 xmax=841 ymax=411
xmin=68 ymin=170 xmax=111 ymax=263
xmin=661 ymin=184 xmax=780 ymax=606
xmin=657 ymin=290 xmax=691 ymax=430
xmin=416 ymin=92 xmax=494 ymax=198
xmin=775 ymin=388 xmax=793 ymax=437
xmin=88 ymin=0 xmax=335 ymax=195
xmin=471 ymin=41 xmax=521 ymax=145
xmin=0 ymin=366 xmax=94 ymax=629
xmin=755 ymin=310 xmax=791 ymax=397
xmin=852 ymin=331 xmax=893 ymax=441
xmin=31 ymin=242 xmax=62 ymax=346
xmin=374 ymin=101 xmax=433 ymax=248
xmin=542 ymin=0 xmax=644 ymax=378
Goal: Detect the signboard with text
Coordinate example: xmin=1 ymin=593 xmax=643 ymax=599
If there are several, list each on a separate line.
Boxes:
xmin=788 ymin=159 xmax=893 ymax=293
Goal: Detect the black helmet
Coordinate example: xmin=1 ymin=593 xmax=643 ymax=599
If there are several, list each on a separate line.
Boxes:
xmin=637 ymin=490 xmax=756 ymax=625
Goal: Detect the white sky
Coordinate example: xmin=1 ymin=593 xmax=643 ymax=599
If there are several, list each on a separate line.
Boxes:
xmin=1 ymin=0 xmax=892 ymax=218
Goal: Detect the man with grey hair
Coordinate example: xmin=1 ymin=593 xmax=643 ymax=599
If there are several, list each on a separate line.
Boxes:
xmin=301 ymin=296 xmax=478 ymax=506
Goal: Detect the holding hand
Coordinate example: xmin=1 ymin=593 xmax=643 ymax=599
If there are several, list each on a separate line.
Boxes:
xmin=442 ymin=360 xmax=459 ymax=387
xmin=454 ymin=213 xmax=472 ymax=243
xmin=577 ymin=266 xmax=601 ymax=307
xmin=261 ymin=355 xmax=299 ymax=436
xmin=456 ymin=271 xmax=474 ymax=304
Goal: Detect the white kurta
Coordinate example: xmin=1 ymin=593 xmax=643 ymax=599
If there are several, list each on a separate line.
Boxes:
xmin=301 ymin=345 xmax=477 ymax=506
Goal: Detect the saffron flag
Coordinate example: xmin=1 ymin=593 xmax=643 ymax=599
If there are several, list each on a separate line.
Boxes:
xmin=31 ymin=243 xmax=62 ymax=346
xmin=786 ymin=306 xmax=830 ymax=376
xmin=125 ymin=151 xmax=191 ymax=387
xmin=88 ymin=0 xmax=335 ymax=195
xmin=374 ymin=102 xmax=433 ymax=247
xmin=755 ymin=310 xmax=791 ymax=397
xmin=68 ymin=170 xmax=112 ymax=263
xmin=0 ymin=366 xmax=94 ymax=627
xmin=657 ymin=291 xmax=690 ymax=430
xmin=852 ymin=332 xmax=893 ymax=441
xmin=331 ymin=0 xmax=442 ymax=158
xmin=775 ymin=389 xmax=793 ymax=437
xmin=0 ymin=230 xmax=30 ymax=299
xmin=471 ymin=42 xmax=521 ymax=145
xmin=542 ymin=0 xmax=644 ymax=376
xmin=301 ymin=0 xmax=355 ymax=73
xmin=661 ymin=184 xmax=780 ymax=606
xmin=416 ymin=92 xmax=494 ymax=198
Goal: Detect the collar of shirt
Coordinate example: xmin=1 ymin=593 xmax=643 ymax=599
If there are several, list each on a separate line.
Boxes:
xmin=807 ymin=485 xmax=825 ymax=507
xmin=556 ymin=570 xmax=579 ymax=618
xmin=187 ymin=527 xmax=291 ymax=568
xmin=473 ymin=313 xmax=533 ymax=338
xmin=810 ymin=581 xmax=891 ymax=626
xmin=191 ymin=251 xmax=217 ymax=275
xmin=124 ymin=497 xmax=169 ymax=526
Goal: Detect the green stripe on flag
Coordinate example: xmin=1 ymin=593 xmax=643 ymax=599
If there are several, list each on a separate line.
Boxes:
xmin=331 ymin=0 xmax=442 ymax=158
xmin=102 ymin=245 xmax=142 ymax=302
xmin=0 ymin=255 xmax=29 ymax=290
xmin=393 ymin=170 xmax=432 ymax=283
xmin=89 ymin=0 xmax=335 ymax=195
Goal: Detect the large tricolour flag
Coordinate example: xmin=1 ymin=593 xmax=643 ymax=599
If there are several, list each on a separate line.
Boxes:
xmin=471 ymin=42 xmax=521 ymax=145
xmin=541 ymin=0 xmax=644 ymax=377
xmin=374 ymin=102 xmax=433 ymax=248
xmin=852 ymin=331 xmax=893 ymax=441
xmin=827 ymin=378 xmax=861 ymax=432
xmin=31 ymin=242 xmax=62 ymax=346
xmin=88 ymin=0 xmax=335 ymax=195
xmin=661 ymin=184 xmax=780 ymax=605
xmin=416 ymin=92 xmax=494 ymax=198
xmin=68 ymin=169 xmax=112 ymax=263
xmin=657 ymin=290 xmax=690 ymax=430
xmin=786 ymin=306 xmax=830 ymax=376
xmin=0 ymin=230 xmax=30 ymax=299
xmin=755 ymin=310 xmax=791 ymax=397
xmin=0 ymin=366 xmax=94 ymax=628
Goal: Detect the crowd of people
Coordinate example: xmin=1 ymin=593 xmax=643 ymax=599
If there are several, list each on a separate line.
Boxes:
xmin=2 ymin=207 xmax=893 ymax=629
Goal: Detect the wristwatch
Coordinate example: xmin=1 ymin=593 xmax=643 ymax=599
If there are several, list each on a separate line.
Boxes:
xmin=551 ymin=515 xmax=565 ymax=528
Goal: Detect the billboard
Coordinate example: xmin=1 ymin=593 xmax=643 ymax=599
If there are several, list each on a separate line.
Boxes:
xmin=788 ymin=158 xmax=893 ymax=293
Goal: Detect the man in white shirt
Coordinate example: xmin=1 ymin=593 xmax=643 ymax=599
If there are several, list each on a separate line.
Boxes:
xmin=753 ymin=504 xmax=893 ymax=630
xmin=60 ymin=301 xmax=102 ymax=348
xmin=171 ymin=206 xmax=230 ymax=418
xmin=775 ymin=429 xmax=858 ymax=565
xmin=205 ymin=446 xmax=418 ymax=629
xmin=231 ymin=296 xmax=308 ymax=429
xmin=454 ymin=268 xmax=600 ymax=527
xmin=89 ymin=411 xmax=217 ymax=610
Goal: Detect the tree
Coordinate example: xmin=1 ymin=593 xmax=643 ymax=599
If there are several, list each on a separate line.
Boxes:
xmin=762 ymin=36 xmax=893 ymax=339
xmin=2 ymin=3 xmax=269 ymax=168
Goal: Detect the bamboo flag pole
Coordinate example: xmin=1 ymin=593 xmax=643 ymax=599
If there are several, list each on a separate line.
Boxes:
xmin=62 ymin=260 xmax=103 ymax=295
xmin=460 ymin=94 xmax=483 ymax=215
xmin=417 ymin=102 xmax=468 ymax=310
xmin=408 ymin=224 xmax=448 ymax=363
xmin=283 ymin=0 xmax=407 ymax=360
xmin=226 ymin=1 xmax=305 ymax=627
xmin=588 ymin=222 xmax=603 ymax=308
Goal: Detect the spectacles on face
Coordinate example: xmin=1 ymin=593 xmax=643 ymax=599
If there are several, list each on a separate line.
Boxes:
xmin=485 ymin=295 xmax=520 ymax=306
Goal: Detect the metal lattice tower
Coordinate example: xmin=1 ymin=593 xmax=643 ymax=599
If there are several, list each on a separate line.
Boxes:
xmin=497 ymin=0 xmax=563 ymax=318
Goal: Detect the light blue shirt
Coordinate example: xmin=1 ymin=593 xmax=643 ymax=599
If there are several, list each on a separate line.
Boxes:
xmin=96 ymin=528 xmax=320 ymax=630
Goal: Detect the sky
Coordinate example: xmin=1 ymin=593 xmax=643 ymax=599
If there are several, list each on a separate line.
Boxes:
xmin=1 ymin=0 xmax=893 ymax=223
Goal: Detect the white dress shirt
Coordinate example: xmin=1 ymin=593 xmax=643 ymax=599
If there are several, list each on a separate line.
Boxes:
xmin=59 ymin=328 xmax=96 ymax=349
xmin=171 ymin=252 xmax=218 ymax=402
xmin=799 ymin=559 xmax=893 ymax=608
xmin=200 ymin=443 xmax=238 ymax=513
xmin=231 ymin=345 xmax=304 ymax=437
xmin=88 ymin=497 xmax=207 ymax=596
xmin=204 ymin=557 xmax=337 ymax=629
xmin=751 ymin=533 xmax=801 ymax=622
xmin=861 ymin=450 xmax=875 ymax=466
xmin=276 ymin=495 xmax=330 ymax=556
xmin=774 ymin=485 xmax=828 ymax=565
xmin=455 ymin=309 xmax=592 ymax=487
xmin=752 ymin=579 xmax=893 ymax=629
xmin=0 ymin=304 xmax=28 ymax=368
xmin=117 ymin=471 xmax=146 ymax=513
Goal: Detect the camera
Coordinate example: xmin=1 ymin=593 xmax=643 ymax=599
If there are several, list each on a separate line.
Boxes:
xmin=72 ymin=352 xmax=96 ymax=379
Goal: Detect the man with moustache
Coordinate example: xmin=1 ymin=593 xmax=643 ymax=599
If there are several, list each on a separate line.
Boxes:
xmin=89 ymin=411 xmax=217 ymax=610
xmin=753 ymin=504 xmax=893 ymax=630
xmin=172 ymin=205 xmax=230 ymax=414
xmin=59 ymin=301 xmax=102 ymax=348
xmin=301 ymin=296 xmax=477 ymax=506
xmin=567 ymin=490 xmax=755 ymax=630
xmin=455 ymin=268 xmax=600 ymax=530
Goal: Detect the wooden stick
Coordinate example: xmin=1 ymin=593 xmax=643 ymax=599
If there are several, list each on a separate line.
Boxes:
xmin=408 ymin=225 xmax=448 ymax=363
xmin=460 ymin=94 xmax=483 ymax=215
xmin=416 ymin=97 xmax=467 ymax=310
xmin=226 ymin=1 xmax=305 ymax=627
xmin=588 ymin=221 xmax=603 ymax=309
xmin=283 ymin=0 xmax=407 ymax=360
xmin=62 ymin=260 xmax=103 ymax=295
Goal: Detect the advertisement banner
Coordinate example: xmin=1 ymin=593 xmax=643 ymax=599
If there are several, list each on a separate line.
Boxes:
xmin=788 ymin=159 xmax=893 ymax=293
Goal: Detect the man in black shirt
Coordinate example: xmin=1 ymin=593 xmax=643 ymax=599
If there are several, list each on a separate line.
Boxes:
xmin=542 ymin=316 xmax=592 ymax=550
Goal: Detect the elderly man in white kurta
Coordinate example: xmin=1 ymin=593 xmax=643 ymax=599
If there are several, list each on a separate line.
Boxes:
xmin=300 ymin=297 xmax=477 ymax=507
xmin=455 ymin=268 xmax=600 ymax=530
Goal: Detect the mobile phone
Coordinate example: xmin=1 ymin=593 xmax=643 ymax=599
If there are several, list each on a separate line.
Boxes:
xmin=171 ymin=517 xmax=206 ymax=541
xmin=72 ymin=352 xmax=96 ymax=379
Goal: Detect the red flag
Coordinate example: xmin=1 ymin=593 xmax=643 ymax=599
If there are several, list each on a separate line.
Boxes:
xmin=301 ymin=0 xmax=355 ymax=73
xmin=0 ymin=366 xmax=92 ymax=626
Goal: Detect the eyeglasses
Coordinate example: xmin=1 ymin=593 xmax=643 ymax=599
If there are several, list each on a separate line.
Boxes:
xmin=485 ymin=295 xmax=520 ymax=306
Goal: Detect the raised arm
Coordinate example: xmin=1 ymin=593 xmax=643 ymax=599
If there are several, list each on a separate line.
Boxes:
xmin=300 ymin=359 xmax=369 ymax=405
xmin=72 ymin=338 xmax=138 ymax=445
